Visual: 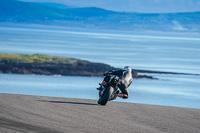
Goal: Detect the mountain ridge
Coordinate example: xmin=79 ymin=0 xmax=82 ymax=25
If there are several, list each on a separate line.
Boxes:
xmin=1 ymin=0 xmax=200 ymax=32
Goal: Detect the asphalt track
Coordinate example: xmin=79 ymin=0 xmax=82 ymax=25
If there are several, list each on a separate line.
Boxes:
xmin=0 ymin=93 xmax=200 ymax=133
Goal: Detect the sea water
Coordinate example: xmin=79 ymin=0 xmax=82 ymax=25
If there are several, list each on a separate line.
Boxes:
xmin=0 ymin=73 xmax=200 ymax=109
xmin=0 ymin=26 xmax=200 ymax=109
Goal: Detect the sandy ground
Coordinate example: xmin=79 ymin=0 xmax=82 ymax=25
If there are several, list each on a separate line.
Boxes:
xmin=0 ymin=93 xmax=200 ymax=133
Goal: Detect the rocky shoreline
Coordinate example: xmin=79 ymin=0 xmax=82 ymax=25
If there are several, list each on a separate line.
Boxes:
xmin=2 ymin=53 xmax=197 ymax=79
xmin=0 ymin=58 xmax=156 ymax=79
xmin=0 ymin=53 xmax=156 ymax=79
xmin=0 ymin=59 xmax=114 ymax=76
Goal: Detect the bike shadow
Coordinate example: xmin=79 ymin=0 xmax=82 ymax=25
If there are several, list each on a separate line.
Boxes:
xmin=39 ymin=100 xmax=98 ymax=106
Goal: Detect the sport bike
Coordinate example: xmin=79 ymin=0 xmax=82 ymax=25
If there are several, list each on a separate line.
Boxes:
xmin=97 ymin=74 xmax=120 ymax=105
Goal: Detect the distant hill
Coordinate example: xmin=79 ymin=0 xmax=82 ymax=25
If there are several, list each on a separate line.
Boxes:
xmin=34 ymin=2 xmax=73 ymax=9
xmin=0 ymin=0 xmax=200 ymax=32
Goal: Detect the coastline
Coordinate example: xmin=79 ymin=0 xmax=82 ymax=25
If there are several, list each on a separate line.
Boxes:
xmin=2 ymin=53 xmax=199 ymax=80
xmin=0 ymin=93 xmax=200 ymax=133
xmin=0 ymin=53 xmax=156 ymax=79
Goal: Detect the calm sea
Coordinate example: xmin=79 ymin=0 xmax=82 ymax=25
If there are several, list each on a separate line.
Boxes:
xmin=0 ymin=25 xmax=200 ymax=109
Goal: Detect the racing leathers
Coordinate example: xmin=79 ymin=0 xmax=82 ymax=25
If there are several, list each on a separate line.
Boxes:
xmin=102 ymin=69 xmax=133 ymax=99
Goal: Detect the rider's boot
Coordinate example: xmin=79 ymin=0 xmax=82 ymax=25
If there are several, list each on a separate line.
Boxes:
xmin=118 ymin=93 xmax=128 ymax=99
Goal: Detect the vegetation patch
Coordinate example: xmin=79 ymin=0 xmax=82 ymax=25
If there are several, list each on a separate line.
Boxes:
xmin=0 ymin=53 xmax=83 ymax=64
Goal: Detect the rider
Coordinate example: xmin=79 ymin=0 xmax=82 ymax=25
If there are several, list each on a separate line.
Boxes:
xmin=98 ymin=66 xmax=133 ymax=99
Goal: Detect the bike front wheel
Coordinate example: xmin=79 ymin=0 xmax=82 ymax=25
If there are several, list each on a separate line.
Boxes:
xmin=98 ymin=86 xmax=114 ymax=105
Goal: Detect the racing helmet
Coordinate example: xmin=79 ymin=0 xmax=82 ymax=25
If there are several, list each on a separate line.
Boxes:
xmin=124 ymin=66 xmax=132 ymax=73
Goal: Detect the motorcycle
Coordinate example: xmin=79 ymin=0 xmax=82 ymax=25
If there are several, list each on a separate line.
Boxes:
xmin=97 ymin=73 xmax=120 ymax=105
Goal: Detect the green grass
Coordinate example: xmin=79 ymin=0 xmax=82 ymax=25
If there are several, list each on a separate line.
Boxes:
xmin=0 ymin=53 xmax=81 ymax=64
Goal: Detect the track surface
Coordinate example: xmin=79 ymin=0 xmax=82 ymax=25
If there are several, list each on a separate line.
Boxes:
xmin=0 ymin=93 xmax=200 ymax=133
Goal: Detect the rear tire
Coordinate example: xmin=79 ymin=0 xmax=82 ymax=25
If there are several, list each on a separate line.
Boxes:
xmin=98 ymin=86 xmax=114 ymax=105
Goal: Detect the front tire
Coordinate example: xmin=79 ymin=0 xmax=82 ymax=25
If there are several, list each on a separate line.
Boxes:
xmin=98 ymin=86 xmax=114 ymax=105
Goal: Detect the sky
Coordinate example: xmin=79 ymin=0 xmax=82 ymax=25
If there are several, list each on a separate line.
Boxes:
xmin=20 ymin=0 xmax=200 ymax=13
